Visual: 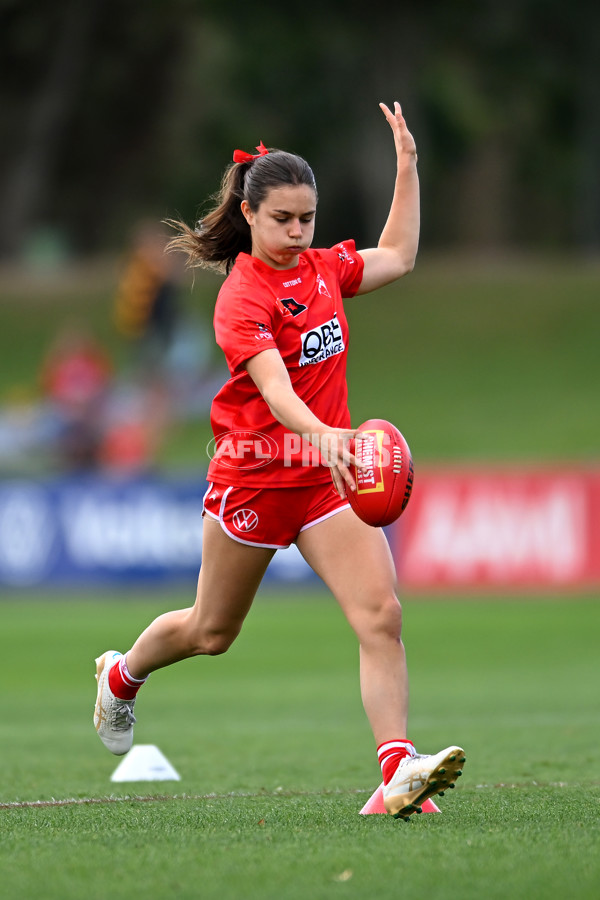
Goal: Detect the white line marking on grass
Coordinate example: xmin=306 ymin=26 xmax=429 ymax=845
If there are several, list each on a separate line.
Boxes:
xmin=1 ymin=781 xmax=581 ymax=812
xmin=0 ymin=787 xmax=372 ymax=811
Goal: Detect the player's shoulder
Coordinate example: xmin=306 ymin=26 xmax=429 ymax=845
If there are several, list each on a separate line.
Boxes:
xmin=332 ymin=239 xmax=360 ymax=263
xmin=219 ymin=253 xmax=254 ymax=290
xmin=217 ymin=255 xmax=268 ymax=306
xmin=303 ymin=245 xmax=335 ymax=264
xmin=305 ymin=241 xmax=360 ymax=266
xmin=300 ymin=244 xmax=342 ymax=271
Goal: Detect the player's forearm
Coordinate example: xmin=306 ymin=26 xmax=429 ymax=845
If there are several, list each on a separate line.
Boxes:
xmin=378 ymin=157 xmax=420 ymax=271
xmin=261 ymin=378 xmax=327 ymax=440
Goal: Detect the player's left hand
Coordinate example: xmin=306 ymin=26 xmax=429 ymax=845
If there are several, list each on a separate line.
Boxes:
xmin=379 ymin=100 xmax=417 ymax=163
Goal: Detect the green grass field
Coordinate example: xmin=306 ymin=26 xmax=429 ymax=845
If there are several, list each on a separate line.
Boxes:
xmin=1 ymin=590 xmax=599 ymax=899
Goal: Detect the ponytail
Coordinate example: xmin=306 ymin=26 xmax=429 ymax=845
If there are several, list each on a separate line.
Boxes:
xmin=166 ymin=148 xmax=317 ymax=274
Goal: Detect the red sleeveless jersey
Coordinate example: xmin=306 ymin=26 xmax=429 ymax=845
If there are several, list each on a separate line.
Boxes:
xmin=208 ymin=241 xmax=364 ymax=487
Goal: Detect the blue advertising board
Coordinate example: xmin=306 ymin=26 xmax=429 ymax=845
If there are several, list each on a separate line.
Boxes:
xmin=0 ymin=476 xmax=316 ymax=587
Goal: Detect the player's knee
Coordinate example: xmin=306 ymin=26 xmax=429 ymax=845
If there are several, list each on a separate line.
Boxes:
xmin=348 ymin=590 xmax=403 ymax=647
xmin=190 ymin=625 xmax=239 ymax=656
xmin=379 ymin=594 xmax=403 ymax=637
xmin=364 ymin=593 xmax=403 ymax=643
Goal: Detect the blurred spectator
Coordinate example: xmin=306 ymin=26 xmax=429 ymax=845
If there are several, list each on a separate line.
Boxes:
xmin=114 ymin=221 xmax=181 ymax=372
xmin=99 ymin=377 xmax=169 ymax=475
xmin=113 ymin=219 xmax=226 ymax=422
xmin=41 ymin=324 xmax=112 ymax=469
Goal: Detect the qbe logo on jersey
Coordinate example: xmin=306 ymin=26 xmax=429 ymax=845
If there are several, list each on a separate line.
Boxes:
xmin=299 ymin=314 xmax=345 ymax=367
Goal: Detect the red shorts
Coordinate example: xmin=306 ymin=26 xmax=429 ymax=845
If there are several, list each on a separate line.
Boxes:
xmin=202 ymin=481 xmax=350 ymax=548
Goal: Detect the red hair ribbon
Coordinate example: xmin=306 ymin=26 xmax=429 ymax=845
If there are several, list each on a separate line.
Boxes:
xmin=233 ymin=141 xmax=269 ymax=164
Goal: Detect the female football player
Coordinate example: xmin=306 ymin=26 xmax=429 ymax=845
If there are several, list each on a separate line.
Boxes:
xmin=93 ymin=102 xmax=465 ymax=819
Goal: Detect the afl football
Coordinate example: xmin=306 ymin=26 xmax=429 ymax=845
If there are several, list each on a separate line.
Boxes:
xmin=347 ymin=418 xmax=414 ymax=527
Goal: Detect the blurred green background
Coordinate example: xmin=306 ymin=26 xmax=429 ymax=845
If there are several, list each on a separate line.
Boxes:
xmin=1 ymin=260 xmax=598 ymax=472
xmin=0 ymin=0 xmax=598 ymax=473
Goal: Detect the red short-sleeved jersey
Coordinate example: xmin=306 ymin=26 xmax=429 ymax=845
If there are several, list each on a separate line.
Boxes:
xmin=207 ymin=241 xmax=364 ymax=487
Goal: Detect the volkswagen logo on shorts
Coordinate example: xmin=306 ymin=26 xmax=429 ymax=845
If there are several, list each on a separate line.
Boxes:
xmin=206 ymin=431 xmax=278 ymax=469
xmin=232 ymin=508 xmax=259 ymax=532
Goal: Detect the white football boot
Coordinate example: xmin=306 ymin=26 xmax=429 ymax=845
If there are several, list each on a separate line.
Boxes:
xmin=93 ymin=650 xmax=136 ymax=755
xmin=383 ymin=746 xmax=466 ymax=819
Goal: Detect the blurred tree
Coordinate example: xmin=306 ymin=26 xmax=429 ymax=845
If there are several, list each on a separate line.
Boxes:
xmin=0 ymin=0 xmax=189 ymax=256
xmin=0 ymin=0 xmax=596 ymax=258
xmin=573 ymin=0 xmax=600 ymax=250
xmin=0 ymin=0 xmax=103 ymax=256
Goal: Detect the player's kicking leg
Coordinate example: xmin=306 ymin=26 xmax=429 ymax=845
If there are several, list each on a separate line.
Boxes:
xmin=297 ymin=508 xmax=466 ymax=820
xmin=93 ymin=518 xmax=275 ymax=755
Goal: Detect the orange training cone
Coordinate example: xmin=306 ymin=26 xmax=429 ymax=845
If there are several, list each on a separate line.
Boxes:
xmin=359 ymin=782 xmax=441 ymax=815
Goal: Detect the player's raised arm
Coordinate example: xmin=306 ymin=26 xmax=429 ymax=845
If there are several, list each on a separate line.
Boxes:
xmin=356 ymin=101 xmax=420 ymax=294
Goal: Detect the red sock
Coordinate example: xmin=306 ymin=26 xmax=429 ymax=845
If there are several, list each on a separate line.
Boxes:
xmin=108 ymin=655 xmax=147 ymax=701
xmin=377 ymin=740 xmax=416 ymax=785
